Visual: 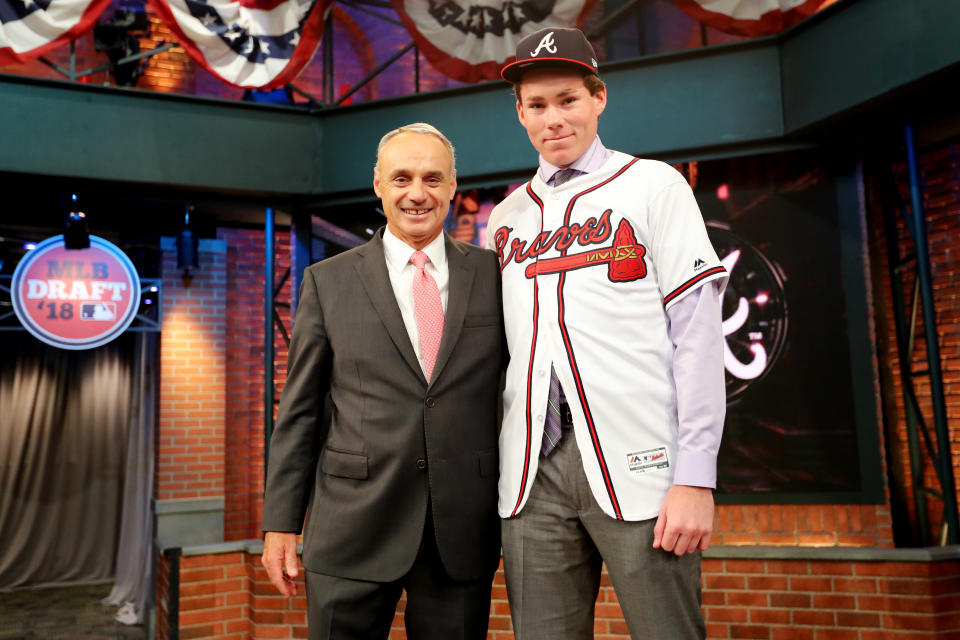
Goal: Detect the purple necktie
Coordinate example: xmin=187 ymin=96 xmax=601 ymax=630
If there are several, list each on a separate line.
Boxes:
xmin=541 ymin=366 xmax=566 ymax=456
xmin=540 ymin=167 xmax=580 ymax=456
xmin=551 ymin=168 xmax=580 ymax=186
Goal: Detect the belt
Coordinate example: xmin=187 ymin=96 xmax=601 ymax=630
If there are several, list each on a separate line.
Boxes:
xmin=559 ymin=402 xmax=573 ymax=429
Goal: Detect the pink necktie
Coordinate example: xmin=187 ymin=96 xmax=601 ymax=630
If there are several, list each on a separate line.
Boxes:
xmin=410 ymin=251 xmax=444 ymax=381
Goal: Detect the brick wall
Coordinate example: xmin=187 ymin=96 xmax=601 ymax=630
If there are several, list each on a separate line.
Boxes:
xmin=157 ymin=239 xmax=227 ymax=502
xmin=701 ymin=553 xmax=960 ymax=639
xmin=178 ymin=553 xmax=265 ymax=639
xmin=157 ymin=227 xmax=292 ymax=540
xmin=138 ymin=16 xmax=209 ymax=98
xmin=154 ymin=547 xmax=960 ymax=640
xmin=711 ymin=505 xmax=893 ymax=548
xmin=157 ymin=552 xmax=172 ymax=640
xmin=867 ymin=141 xmax=960 ymax=543
xmin=220 ymin=227 xmax=292 ymax=541
xmin=156 ymin=547 xmax=306 ymax=640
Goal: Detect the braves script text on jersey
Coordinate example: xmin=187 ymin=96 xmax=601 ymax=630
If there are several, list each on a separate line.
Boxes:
xmin=487 ymin=152 xmax=728 ymax=521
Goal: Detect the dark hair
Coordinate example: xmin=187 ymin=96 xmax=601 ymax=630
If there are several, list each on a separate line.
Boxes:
xmin=513 ymin=71 xmax=606 ymax=103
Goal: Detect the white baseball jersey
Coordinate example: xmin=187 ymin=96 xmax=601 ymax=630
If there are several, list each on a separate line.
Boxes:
xmin=487 ymin=151 xmax=727 ymax=521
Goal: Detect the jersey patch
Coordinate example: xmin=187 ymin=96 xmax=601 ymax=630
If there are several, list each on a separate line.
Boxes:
xmin=627 ymin=447 xmax=670 ymax=473
xmin=694 ymin=258 xmax=707 ymax=271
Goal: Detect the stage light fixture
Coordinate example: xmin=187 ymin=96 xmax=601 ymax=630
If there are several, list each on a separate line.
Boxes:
xmin=64 ymin=211 xmax=91 ymax=249
xmin=140 ymin=285 xmax=159 ymax=308
xmin=94 ymin=10 xmax=150 ymax=87
xmin=177 ymin=210 xmax=199 ymax=274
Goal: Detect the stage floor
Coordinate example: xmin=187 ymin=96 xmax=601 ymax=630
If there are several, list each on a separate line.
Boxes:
xmin=0 ymin=583 xmax=146 ymax=640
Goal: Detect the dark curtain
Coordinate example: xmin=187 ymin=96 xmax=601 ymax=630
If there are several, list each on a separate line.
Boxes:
xmin=0 ymin=331 xmax=156 ymax=594
xmin=103 ymin=332 xmax=157 ymax=623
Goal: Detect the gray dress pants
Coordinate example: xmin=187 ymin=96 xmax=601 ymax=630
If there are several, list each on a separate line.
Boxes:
xmin=501 ymin=428 xmax=705 ymax=640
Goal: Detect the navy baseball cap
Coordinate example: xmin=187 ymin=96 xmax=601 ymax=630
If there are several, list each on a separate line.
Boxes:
xmin=501 ymin=27 xmax=600 ymax=83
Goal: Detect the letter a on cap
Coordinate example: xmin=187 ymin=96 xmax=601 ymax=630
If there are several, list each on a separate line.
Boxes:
xmin=530 ymin=32 xmax=557 ymax=57
xmin=501 ymin=27 xmax=601 ymax=83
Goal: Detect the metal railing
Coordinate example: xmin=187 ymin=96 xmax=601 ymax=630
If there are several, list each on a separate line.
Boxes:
xmin=879 ymin=125 xmax=960 ymax=546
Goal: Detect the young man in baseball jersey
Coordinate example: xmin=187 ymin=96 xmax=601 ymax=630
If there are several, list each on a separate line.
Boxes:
xmin=487 ymin=27 xmax=727 ymax=639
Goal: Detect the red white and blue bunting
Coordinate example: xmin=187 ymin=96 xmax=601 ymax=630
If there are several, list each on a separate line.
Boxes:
xmin=1 ymin=0 xmax=823 ymax=87
xmin=0 ymin=0 xmax=112 ymax=65
xmin=673 ymin=0 xmax=822 ymax=37
xmin=146 ymin=0 xmax=331 ymax=88
xmin=392 ymin=0 xmax=598 ymax=83
xmin=0 ymin=0 xmax=331 ymax=87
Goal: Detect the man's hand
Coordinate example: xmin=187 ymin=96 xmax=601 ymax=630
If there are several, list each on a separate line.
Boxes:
xmin=262 ymin=532 xmax=300 ymax=596
xmin=652 ymin=485 xmax=714 ymax=556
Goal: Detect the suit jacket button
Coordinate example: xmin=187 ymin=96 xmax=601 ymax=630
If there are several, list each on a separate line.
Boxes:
xmin=416 ymin=458 xmax=427 ymax=470
xmin=425 ymin=397 xmax=437 ymax=408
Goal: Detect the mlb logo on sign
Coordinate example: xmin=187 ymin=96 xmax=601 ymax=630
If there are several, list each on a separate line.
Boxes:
xmin=81 ymin=302 xmax=116 ymax=321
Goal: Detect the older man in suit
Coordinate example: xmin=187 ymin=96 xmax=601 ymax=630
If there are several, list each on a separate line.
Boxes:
xmin=261 ymin=123 xmax=504 ymax=640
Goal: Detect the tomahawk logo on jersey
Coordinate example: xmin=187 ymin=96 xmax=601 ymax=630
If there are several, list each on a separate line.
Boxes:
xmin=488 ymin=152 xmax=727 ymax=522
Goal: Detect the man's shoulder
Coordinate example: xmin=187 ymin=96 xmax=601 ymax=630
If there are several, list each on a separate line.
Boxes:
xmin=448 ymin=235 xmax=499 ymax=269
xmin=490 ymin=181 xmax=536 ymax=225
xmin=304 ymin=241 xmax=371 ymax=277
xmin=610 ymin=151 xmax=686 ymax=186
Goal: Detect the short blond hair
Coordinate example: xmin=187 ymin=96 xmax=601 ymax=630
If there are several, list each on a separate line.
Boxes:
xmin=375 ymin=123 xmax=456 ymax=173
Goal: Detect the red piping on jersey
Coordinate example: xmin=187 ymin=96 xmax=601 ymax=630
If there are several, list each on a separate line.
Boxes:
xmin=556 ymin=158 xmax=638 ymax=520
xmin=663 ymin=266 xmax=726 ymax=306
xmin=511 ymin=181 xmax=544 ymax=516
xmin=525 ymin=181 xmax=544 ymax=211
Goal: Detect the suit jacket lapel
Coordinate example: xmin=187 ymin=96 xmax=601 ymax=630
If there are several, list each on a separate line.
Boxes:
xmin=355 ymin=231 xmax=425 ymax=383
xmin=431 ymin=233 xmax=475 ymax=387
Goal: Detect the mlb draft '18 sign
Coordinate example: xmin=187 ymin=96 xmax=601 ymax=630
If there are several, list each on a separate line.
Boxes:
xmin=11 ymin=235 xmax=141 ymax=350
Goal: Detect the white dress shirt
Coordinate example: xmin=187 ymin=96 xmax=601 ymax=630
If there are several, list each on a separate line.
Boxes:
xmin=381 ymin=227 xmax=449 ymax=377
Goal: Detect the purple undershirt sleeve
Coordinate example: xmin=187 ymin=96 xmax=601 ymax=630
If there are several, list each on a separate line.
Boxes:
xmin=665 ymin=282 xmax=725 ymax=489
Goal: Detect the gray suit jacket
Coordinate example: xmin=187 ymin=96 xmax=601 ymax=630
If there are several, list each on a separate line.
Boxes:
xmin=262 ymin=229 xmax=504 ymax=582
